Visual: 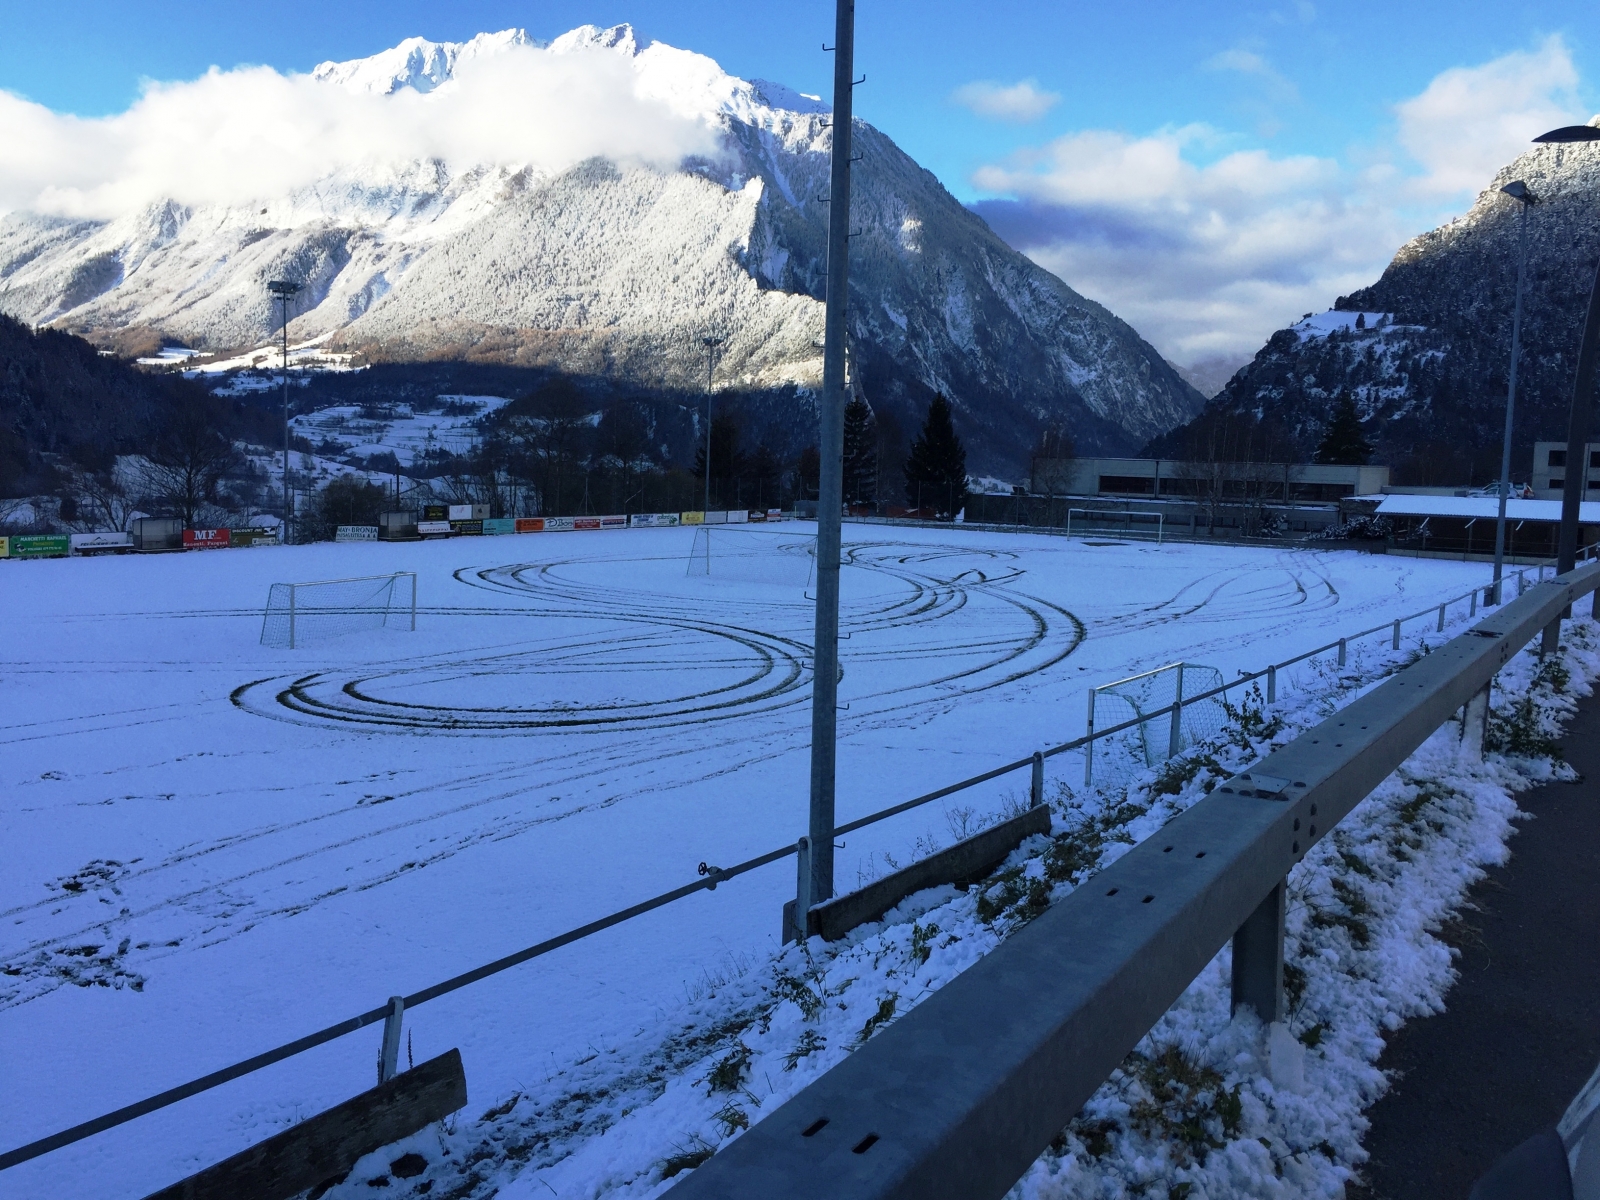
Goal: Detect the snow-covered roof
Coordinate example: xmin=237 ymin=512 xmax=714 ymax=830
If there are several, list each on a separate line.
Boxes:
xmin=1375 ymin=495 xmax=1600 ymax=522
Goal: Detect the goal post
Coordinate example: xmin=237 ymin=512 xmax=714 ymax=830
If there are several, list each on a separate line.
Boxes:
xmin=261 ymin=572 xmax=417 ymax=649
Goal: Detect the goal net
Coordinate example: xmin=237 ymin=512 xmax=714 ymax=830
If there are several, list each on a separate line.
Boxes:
xmin=260 ymin=572 xmax=417 ymax=649
xmin=686 ymin=527 xmax=816 ymax=588
xmin=1090 ymin=662 xmax=1226 ymax=775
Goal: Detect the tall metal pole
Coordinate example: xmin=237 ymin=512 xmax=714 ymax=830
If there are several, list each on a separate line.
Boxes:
xmin=702 ymin=336 xmax=723 ymax=514
xmin=1492 ymin=183 xmax=1534 ymax=603
xmin=268 ymin=279 xmax=301 ymax=544
xmin=808 ymin=0 xmax=855 ymax=906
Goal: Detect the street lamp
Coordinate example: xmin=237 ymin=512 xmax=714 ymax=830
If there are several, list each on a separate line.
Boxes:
xmin=1490 ymin=180 xmax=1536 ymax=604
xmin=267 ymin=279 xmax=302 ymax=543
xmin=700 ymin=335 xmax=724 ymax=515
xmin=1532 ymin=123 xmax=1600 ymax=576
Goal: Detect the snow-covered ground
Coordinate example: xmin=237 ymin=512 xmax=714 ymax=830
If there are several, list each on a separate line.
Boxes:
xmin=0 ymin=527 xmax=1501 ymax=1197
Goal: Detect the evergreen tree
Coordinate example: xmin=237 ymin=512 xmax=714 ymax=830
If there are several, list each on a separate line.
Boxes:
xmin=1314 ymin=392 xmax=1373 ymax=465
xmin=903 ymin=392 xmax=968 ymax=514
xmin=692 ymin=413 xmax=744 ymax=508
xmin=841 ymin=394 xmax=878 ymax=506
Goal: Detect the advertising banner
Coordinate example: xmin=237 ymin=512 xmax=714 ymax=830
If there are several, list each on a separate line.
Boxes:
xmin=10 ymin=534 xmax=70 ymax=558
xmin=423 ymin=504 xmax=449 ymax=521
xmin=230 ymin=528 xmax=280 ymax=547
xmin=335 ymin=526 xmax=379 ymax=542
xmin=449 ymin=519 xmax=484 ymax=535
xmin=417 ymin=520 xmax=453 ymax=536
xmin=599 ymin=515 xmax=627 ymax=529
xmin=515 ymin=517 xmax=544 ymax=533
xmin=483 ymin=518 xmax=515 ymax=535
xmin=767 ymin=509 xmax=784 ymax=521
xmin=573 ymin=517 xmax=601 ymax=531
xmin=0 ymin=536 xmax=8 ymax=558
xmin=542 ymin=516 xmax=576 ymax=532
xmin=727 ymin=509 xmax=748 ymax=524
xmin=70 ymin=531 xmax=133 ymax=553
xmin=680 ymin=511 xmax=704 ymax=525
xmin=629 ymin=513 xmax=681 ymax=528
xmin=183 ymin=528 xmax=231 ymax=550
xmin=447 ymin=504 xmax=472 ymax=521
xmin=704 ymin=510 xmax=728 ymax=525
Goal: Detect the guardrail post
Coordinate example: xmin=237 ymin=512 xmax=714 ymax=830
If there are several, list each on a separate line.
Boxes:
xmin=378 ymin=995 xmax=404 ymax=1084
xmin=1264 ymin=664 xmax=1276 ymax=706
xmin=1231 ymin=880 xmax=1285 ymax=1024
xmin=1167 ymin=665 xmax=1186 ymax=757
xmin=1030 ymin=751 xmax=1044 ymax=808
xmin=1437 ymin=603 xmax=1446 ymax=632
xmin=784 ymin=836 xmax=813 ymax=944
xmin=1460 ymin=683 xmax=1491 ymax=760
xmin=1337 ymin=637 xmax=1347 ymax=667
xmin=1391 ymin=619 xmax=1401 ymax=650
xmin=1540 ymin=617 xmax=1560 ymax=657
xmin=1469 ymin=588 xmax=1478 ymax=617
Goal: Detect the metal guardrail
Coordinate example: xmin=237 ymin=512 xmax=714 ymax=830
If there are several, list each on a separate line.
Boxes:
xmin=662 ymin=561 xmax=1600 ymax=1199
xmin=0 ymin=558 xmax=1584 ymax=1174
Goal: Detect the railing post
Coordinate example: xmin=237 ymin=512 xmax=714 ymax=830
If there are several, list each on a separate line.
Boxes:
xmin=1265 ymin=664 xmax=1276 ymax=706
xmin=1084 ymin=689 xmax=1097 ymax=786
xmin=1030 ymin=751 xmax=1044 ymax=808
xmin=1167 ymin=665 xmax=1185 ymax=758
xmin=378 ymin=995 xmax=404 ymax=1084
xmin=1469 ymin=588 xmax=1478 ymax=617
xmin=1437 ymin=603 xmax=1446 ymax=632
xmin=1460 ymin=682 xmax=1491 ymax=760
xmin=784 ymin=836 xmax=813 ymax=944
xmin=1391 ymin=619 xmax=1401 ymax=650
xmin=1231 ymin=879 xmax=1285 ymax=1024
xmin=1337 ymin=637 xmax=1347 ymax=668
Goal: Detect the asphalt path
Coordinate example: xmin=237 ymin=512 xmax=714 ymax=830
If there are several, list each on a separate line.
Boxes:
xmin=1352 ymin=688 xmax=1600 ymax=1198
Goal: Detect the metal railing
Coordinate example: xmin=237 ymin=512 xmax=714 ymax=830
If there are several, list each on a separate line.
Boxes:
xmin=662 ymin=562 xmax=1600 ymax=1199
xmin=1 ymin=556 xmax=1587 ymax=1174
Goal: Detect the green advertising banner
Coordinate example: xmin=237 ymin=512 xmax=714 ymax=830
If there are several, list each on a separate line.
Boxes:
xmin=9 ymin=534 xmax=70 ymax=559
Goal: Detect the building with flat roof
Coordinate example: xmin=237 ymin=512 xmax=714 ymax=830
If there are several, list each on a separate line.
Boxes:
xmin=1030 ymin=457 xmax=1390 ymax=502
xmin=1530 ymin=442 xmax=1600 ymax=499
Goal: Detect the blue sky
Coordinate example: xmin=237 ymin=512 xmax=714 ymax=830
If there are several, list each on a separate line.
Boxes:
xmin=2 ymin=1 xmax=1596 ymax=365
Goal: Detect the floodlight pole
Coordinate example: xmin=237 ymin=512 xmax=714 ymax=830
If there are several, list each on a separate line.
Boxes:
xmin=701 ymin=335 xmax=724 ymax=514
xmin=268 ymin=280 xmax=302 ymax=544
xmin=1491 ymin=182 xmax=1535 ymax=603
xmin=807 ymin=0 xmax=856 ymax=908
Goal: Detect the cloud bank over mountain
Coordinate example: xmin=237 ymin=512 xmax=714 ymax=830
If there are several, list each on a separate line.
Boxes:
xmin=0 ymin=29 xmax=721 ymax=221
xmin=968 ymin=35 xmax=1587 ymax=367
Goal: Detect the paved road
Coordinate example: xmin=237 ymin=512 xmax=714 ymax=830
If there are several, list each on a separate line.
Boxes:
xmin=1352 ymin=688 xmax=1600 ymax=1198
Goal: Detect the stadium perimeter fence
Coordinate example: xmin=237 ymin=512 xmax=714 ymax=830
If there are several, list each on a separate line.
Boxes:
xmin=1 ymin=551 xmax=1595 ymax=1177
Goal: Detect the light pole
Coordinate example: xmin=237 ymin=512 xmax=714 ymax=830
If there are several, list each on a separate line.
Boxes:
xmin=1532 ymin=123 xmax=1600 ymax=575
xmin=267 ymin=279 xmax=302 ymax=543
xmin=701 ymin=335 xmax=724 ymax=514
xmin=1491 ymin=180 xmax=1536 ymax=603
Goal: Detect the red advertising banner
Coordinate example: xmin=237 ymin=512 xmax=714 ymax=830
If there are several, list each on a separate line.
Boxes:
xmin=515 ymin=517 xmax=544 ymax=533
xmin=573 ymin=517 xmax=602 ymax=531
xmin=183 ymin=528 xmax=231 ymax=549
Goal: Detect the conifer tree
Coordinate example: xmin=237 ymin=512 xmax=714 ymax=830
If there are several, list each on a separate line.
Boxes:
xmin=1314 ymin=392 xmax=1373 ymax=465
xmin=841 ymin=394 xmax=878 ymax=505
xmin=903 ymin=392 xmax=968 ymax=514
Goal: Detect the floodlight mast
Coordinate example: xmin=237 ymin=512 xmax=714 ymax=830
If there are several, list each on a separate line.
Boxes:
xmin=808 ymin=0 xmax=856 ymax=907
xmin=267 ymin=279 xmax=301 ymax=543
xmin=1532 ymin=123 xmax=1600 ymax=575
xmin=701 ymin=335 xmax=724 ymax=516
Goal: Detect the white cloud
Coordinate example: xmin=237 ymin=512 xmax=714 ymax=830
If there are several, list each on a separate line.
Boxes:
xmin=951 ymin=78 xmax=1060 ymax=123
xmin=0 ymin=41 xmax=721 ymax=220
xmin=969 ymin=39 xmax=1589 ymax=366
xmin=1394 ymin=34 xmax=1583 ymax=198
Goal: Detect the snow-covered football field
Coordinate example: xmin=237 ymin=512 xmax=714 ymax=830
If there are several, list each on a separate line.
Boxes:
xmin=0 ymin=524 xmax=1492 ymax=1197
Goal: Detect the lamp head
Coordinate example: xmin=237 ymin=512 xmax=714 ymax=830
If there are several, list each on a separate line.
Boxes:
xmin=1500 ymin=180 xmax=1537 ymax=205
xmin=266 ymin=279 xmax=302 ymax=295
xmin=1533 ymin=124 xmax=1600 ymax=144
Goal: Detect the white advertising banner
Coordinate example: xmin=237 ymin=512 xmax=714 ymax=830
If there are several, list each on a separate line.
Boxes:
xmin=70 ymin=531 xmax=133 ymax=552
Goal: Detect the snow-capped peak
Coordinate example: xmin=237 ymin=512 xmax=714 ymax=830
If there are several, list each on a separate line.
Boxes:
xmin=311 ymin=28 xmax=541 ymax=95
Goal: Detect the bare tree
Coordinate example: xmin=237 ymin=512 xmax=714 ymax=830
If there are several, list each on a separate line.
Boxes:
xmin=142 ymin=400 xmax=238 ymax=527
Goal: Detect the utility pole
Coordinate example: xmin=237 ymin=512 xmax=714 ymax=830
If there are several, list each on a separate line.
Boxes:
xmin=701 ymin=335 xmax=724 ymax=514
xmin=268 ymin=279 xmax=302 ymax=544
xmin=807 ymin=0 xmax=857 ymax=909
xmin=1491 ymin=181 xmax=1535 ymax=603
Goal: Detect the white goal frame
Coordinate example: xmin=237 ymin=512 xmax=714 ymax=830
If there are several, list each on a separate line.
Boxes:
xmin=261 ymin=572 xmax=417 ymax=649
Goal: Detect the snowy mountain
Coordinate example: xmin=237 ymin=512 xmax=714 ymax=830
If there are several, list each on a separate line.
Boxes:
xmin=0 ymin=25 xmax=1204 ymax=472
xmin=1155 ymin=125 xmax=1600 ymax=480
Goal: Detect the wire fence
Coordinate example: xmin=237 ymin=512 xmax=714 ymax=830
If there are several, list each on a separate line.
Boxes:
xmin=3 ymin=549 xmax=1595 ymax=1174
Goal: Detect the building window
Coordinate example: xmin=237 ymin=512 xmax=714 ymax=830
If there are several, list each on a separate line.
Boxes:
xmin=1590 ymin=450 xmax=1600 ymax=469
xmin=1097 ymin=475 xmax=1154 ymax=495
xmin=1551 ymin=478 xmax=1565 ymax=489
xmin=1549 ymin=449 xmax=1567 ymax=467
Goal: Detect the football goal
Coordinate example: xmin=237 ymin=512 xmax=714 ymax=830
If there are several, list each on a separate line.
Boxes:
xmin=260 ymin=572 xmax=417 ymax=649
xmin=686 ymin=527 xmax=816 ymax=588
xmin=1085 ymin=661 xmax=1226 ymax=783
